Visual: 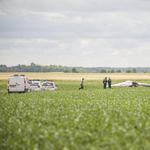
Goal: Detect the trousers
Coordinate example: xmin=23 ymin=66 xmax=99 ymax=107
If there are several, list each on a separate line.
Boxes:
xmin=79 ymin=84 xmax=83 ymax=90
xmin=104 ymin=83 xmax=106 ymax=89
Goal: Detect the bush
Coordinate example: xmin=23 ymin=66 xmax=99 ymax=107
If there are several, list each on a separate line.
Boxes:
xmin=72 ymin=68 xmax=77 ymax=73
xmin=116 ymin=70 xmax=121 ymax=73
xmin=132 ymin=68 xmax=136 ymax=73
xmin=110 ymin=69 xmax=115 ymax=73
xmin=126 ymin=69 xmax=131 ymax=73
xmin=100 ymin=69 xmax=106 ymax=73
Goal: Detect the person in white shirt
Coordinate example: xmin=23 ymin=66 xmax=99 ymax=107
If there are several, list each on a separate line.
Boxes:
xmin=79 ymin=78 xmax=84 ymax=90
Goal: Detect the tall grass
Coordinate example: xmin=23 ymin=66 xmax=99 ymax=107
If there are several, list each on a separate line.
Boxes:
xmin=0 ymin=81 xmax=150 ymax=149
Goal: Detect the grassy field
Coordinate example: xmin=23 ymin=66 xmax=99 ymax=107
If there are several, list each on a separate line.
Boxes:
xmin=0 ymin=72 xmax=150 ymax=81
xmin=0 ymin=79 xmax=150 ymax=150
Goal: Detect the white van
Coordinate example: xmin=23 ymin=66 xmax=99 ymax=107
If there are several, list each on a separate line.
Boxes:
xmin=7 ymin=74 xmax=30 ymax=93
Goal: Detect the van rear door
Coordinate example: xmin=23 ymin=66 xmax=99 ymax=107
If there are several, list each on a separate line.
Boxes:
xmin=9 ymin=77 xmax=17 ymax=92
xmin=16 ymin=77 xmax=24 ymax=92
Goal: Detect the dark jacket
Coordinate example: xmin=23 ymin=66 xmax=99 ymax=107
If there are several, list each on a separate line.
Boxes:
xmin=108 ymin=79 xmax=111 ymax=84
xmin=103 ymin=79 xmax=107 ymax=84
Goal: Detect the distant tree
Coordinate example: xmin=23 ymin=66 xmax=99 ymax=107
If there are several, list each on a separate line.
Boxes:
xmin=14 ymin=68 xmax=20 ymax=72
xmin=0 ymin=68 xmax=7 ymax=72
xmin=110 ymin=69 xmax=115 ymax=73
xmin=64 ymin=70 xmax=68 ymax=73
xmin=132 ymin=68 xmax=137 ymax=73
xmin=0 ymin=64 xmax=7 ymax=67
xmin=100 ymin=69 xmax=106 ymax=73
xmin=31 ymin=62 xmax=36 ymax=66
xmin=34 ymin=68 xmax=41 ymax=72
xmin=116 ymin=70 xmax=121 ymax=73
xmin=72 ymin=68 xmax=77 ymax=73
xmin=0 ymin=64 xmax=7 ymax=72
xmin=17 ymin=64 xmax=21 ymax=69
xmin=126 ymin=69 xmax=131 ymax=73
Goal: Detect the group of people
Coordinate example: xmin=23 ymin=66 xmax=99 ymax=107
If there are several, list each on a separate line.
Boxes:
xmin=79 ymin=77 xmax=111 ymax=90
xmin=103 ymin=77 xmax=111 ymax=89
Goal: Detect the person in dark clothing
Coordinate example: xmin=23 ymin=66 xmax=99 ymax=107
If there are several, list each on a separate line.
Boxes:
xmin=108 ymin=77 xmax=111 ymax=88
xmin=103 ymin=77 xmax=107 ymax=89
xmin=79 ymin=78 xmax=84 ymax=90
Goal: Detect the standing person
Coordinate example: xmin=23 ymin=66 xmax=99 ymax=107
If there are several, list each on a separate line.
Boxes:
xmin=108 ymin=77 xmax=111 ymax=88
xmin=103 ymin=77 xmax=107 ymax=89
xmin=79 ymin=78 xmax=84 ymax=90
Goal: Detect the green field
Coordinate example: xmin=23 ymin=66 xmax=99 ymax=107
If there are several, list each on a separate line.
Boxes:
xmin=1 ymin=80 xmax=150 ymax=150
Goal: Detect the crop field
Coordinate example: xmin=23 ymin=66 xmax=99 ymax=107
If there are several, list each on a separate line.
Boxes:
xmin=1 ymin=78 xmax=150 ymax=149
xmin=0 ymin=72 xmax=150 ymax=81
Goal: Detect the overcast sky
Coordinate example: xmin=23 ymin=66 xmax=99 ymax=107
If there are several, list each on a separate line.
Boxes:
xmin=0 ymin=0 xmax=150 ymax=67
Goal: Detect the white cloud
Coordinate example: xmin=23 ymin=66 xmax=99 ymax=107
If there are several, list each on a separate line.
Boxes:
xmin=82 ymin=51 xmax=94 ymax=56
xmin=112 ymin=50 xmax=120 ymax=56
xmin=1 ymin=0 xmax=150 ymax=13
xmin=80 ymin=39 xmax=90 ymax=48
xmin=0 ymin=11 xmax=7 ymax=15
xmin=0 ymin=38 xmax=150 ymax=67
xmin=0 ymin=0 xmax=150 ymax=67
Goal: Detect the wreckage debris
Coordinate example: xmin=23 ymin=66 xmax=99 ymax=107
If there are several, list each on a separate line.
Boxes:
xmin=111 ymin=81 xmax=150 ymax=87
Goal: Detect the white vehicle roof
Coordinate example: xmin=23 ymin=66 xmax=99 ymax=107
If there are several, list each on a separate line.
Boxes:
xmin=31 ymin=81 xmax=41 ymax=83
xmin=43 ymin=81 xmax=54 ymax=83
xmin=42 ymin=81 xmax=55 ymax=84
xmin=11 ymin=74 xmax=28 ymax=77
xmin=9 ymin=74 xmax=29 ymax=82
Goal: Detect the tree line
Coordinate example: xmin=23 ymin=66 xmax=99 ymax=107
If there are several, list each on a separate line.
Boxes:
xmin=87 ymin=67 xmax=150 ymax=73
xmin=0 ymin=63 xmax=150 ymax=73
xmin=0 ymin=63 xmax=92 ymax=73
xmin=99 ymin=68 xmax=136 ymax=73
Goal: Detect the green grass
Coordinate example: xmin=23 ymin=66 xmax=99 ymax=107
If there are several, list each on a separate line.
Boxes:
xmin=0 ymin=80 xmax=150 ymax=150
